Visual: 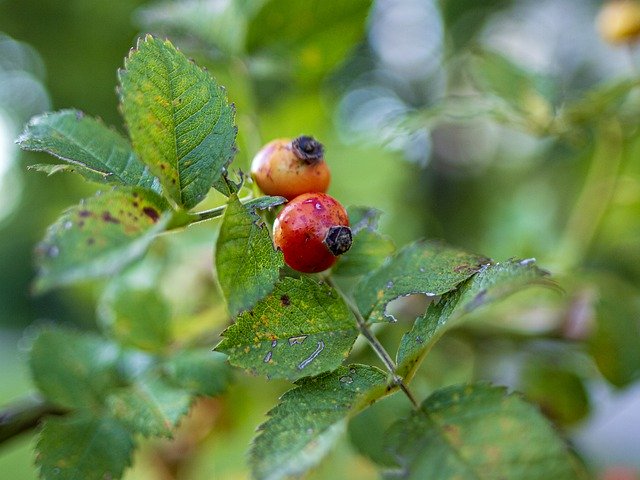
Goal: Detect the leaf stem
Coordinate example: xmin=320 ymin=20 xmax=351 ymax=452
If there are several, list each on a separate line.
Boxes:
xmin=0 ymin=394 xmax=66 ymax=445
xmin=325 ymin=276 xmax=420 ymax=409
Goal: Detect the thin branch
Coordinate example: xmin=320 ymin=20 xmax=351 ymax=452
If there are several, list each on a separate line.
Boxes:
xmin=0 ymin=394 xmax=66 ymax=445
xmin=325 ymin=276 xmax=420 ymax=409
xmin=166 ymin=194 xmax=256 ymax=230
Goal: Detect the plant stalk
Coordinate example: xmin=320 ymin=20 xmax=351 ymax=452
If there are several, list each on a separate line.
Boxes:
xmin=0 ymin=394 xmax=66 ymax=445
xmin=325 ymin=276 xmax=420 ymax=409
xmin=166 ymin=194 xmax=255 ymax=230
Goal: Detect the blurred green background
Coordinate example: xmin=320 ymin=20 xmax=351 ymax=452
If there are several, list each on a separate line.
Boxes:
xmin=1 ymin=0 xmax=640 ymax=478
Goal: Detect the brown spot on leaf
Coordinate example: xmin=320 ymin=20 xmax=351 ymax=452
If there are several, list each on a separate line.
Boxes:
xmin=142 ymin=207 xmax=159 ymax=222
xmin=87 ymin=238 xmax=95 ymax=245
xmin=78 ymin=210 xmax=92 ymax=218
xmin=101 ymin=211 xmax=120 ymax=224
xmin=280 ymin=295 xmax=291 ymax=306
xmin=132 ymin=201 xmax=139 ymax=208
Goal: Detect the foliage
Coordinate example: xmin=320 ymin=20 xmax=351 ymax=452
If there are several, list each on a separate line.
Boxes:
xmin=3 ymin=1 xmax=640 ymax=479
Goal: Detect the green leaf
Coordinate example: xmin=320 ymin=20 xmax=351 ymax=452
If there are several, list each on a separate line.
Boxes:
xmin=397 ymin=259 xmax=551 ymax=379
xmin=243 ymin=195 xmax=287 ymax=211
xmin=37 ymin=414 xmax=134 ymax=480
xmin=212 ymin=169 xmax=243 ymax=197
xmin=347 ymin=206 xmax=384 ymax=233
xmin=215 ymin=194 xmax=283 ymax=317
xmin=17 ymin=110 xmax=160 ymax=190
xmin=520 ymin=361 xmax=590 ymax=426
xmin=106 ymin=376 xmax=193 ymax=438
xmin=33 ymin=187 xmax=171 ymax=293
xmin=385 ymin=384 xmax=581 ymax=480
xmin=246 ymin=0 xmax=372 ymax=84
xmin=334 ymin=230 xmax=395 ymax=277
xmin=589 ymin=274 xmax=640 ymax=387
xmin=216 ymin=277 xmax=359 ymax=381
xmin=164 ymin=349 xmax=232 ymax=397
xmin=250 ymin=364 xmax=387 ymax=480
xmin=98 ymin=285 xmax=172 ymax=352
xmin=354 ymin=240 xmax=488 ymax=323
xmin=347 ymin=392 xmax=411 ymax=468
xmin=29 ymin=328 xmax=121 ymax=410
xmin=334 ymin=206 xmax=395 ymax=277
xmin=119 ymin=35 xmax=236 ymax=208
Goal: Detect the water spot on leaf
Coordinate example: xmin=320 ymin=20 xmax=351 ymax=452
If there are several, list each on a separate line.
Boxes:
xmin=63 ymin=221 xmax=73 ymax=230
xmin=297 ymin=340 xmax=325 ymax=370
xmin=288 ymin=335 xmax=308 ymax=346
xmin=271 ymin=339 xmax=278 ymax=348
xmin=349 ymin=368 xmax=356 ymax=375
xmin=519 ymin=258 xmax=536 ymax=266
xmin=339 ymin=375 xmax=353 ymax=384
xmin=263 ymin=350 xmax=273 ymax=363
xmin=386 ymin=281 xmax=394 ymax=289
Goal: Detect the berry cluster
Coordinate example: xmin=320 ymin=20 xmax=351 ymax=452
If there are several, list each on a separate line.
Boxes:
xmin=251 ymin=136 xmax=352 ymax=273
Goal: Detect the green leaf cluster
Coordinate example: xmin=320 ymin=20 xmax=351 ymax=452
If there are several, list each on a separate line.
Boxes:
xmin=212 ymin=200 xmax=579 ymax=479
xmin=18 ymin=34 xmax=238 ymax=293
xmin=15 ymin=27 xmax=585 ymax=480
xmin=29 ymin=322 xmax=231 ymax=480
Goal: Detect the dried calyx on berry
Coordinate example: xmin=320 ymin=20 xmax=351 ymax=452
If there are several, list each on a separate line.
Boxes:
xmin=324 ymin=226 xmax=352 ymax=256
xmin=291 ymin=135 xmax=324 ymax=164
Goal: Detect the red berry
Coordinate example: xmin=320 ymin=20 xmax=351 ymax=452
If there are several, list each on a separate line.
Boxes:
xmin=250 ymin=136 xmax=331 ymax=200
xmin=273 ymin=193 xmax=352 ymax=273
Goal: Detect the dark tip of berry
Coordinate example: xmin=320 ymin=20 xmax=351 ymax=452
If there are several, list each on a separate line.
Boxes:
xmin=292 ymin=135 xmax=324 ymax=164
xmin=324 ymin=226 xmax=352 ymax=256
